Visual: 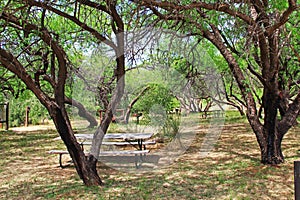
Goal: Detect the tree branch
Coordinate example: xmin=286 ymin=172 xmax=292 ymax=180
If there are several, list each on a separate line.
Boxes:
xmin=77 ymin=0 xmax=109 ymax=14
xmin=266 ymin=0 xmax=298 ymax=36
xmin=123 ymin=85 xmax=150 ymax=124
xmin=247 ymin=62 xmax=266 ymax=85
xmin=0 ymin=11 xmax=68 ymax=102
xmin=278 ymin=91 xmax=300 ymax=135
xmin=141 ymin=0 xmax=255 ymax=25
xmin=25 ymin=0 xmax=117 ymax=51
xmin=0 ymin=47 xmax=51 ymax=108
xmin=65 ymin=97 xmax=98 ymax=128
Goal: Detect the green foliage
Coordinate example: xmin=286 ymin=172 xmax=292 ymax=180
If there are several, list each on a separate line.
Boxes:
xmin=133 ymin=83 xmax=179 ymax=114
xmin=70 ymin=50 xmax=116 ymax=112
xmin=161 ymin=114 xmax=180 ymax=140
xmin=9 ymin=90 xmax=49 ymax=127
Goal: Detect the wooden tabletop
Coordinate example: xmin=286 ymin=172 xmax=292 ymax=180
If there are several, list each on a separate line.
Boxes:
xmin=74 ymin=132 xmax=154 ymax=140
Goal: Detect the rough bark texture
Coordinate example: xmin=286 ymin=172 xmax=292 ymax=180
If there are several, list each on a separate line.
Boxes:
xmin=51 ymin=107 xmax=102 ymax=186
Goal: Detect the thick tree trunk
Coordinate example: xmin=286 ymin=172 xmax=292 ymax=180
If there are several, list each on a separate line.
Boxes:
xmin=261 ymin=87 xmax=283 ymax=164
xmin=52 ymin=106 xmax=102 ymax=186
xmin=251 ymin=90 xmax=300 ymax=165
xmin=260 ymin=130 xmax=284 ymax=164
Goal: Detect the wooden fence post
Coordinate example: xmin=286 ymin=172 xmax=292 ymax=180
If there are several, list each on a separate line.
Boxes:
xmin=295 ymin=161 xmax=300 ymax=200
xmin=5 ymin=102 xmax=9 ymax=130
xmin=25 ymin=106 xmax=30 ymax=127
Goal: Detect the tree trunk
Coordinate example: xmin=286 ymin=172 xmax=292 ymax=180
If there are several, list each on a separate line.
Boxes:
xmin=256 ymin=84 xmax=286 ymax=164
xmin=260 ymin=130 xmax=284 ymax=164
xmin=202 ymin=24 xmax=289 ymax=165
xmin=51 ymin=106 xmax=103 ymax=186
xmin=263 ymin=88 xmax=281 ymax=163
xmin=123 ymin=86 xmax=150 ymax=124
xmin=65 ymin=97 xmax=98 ymax=128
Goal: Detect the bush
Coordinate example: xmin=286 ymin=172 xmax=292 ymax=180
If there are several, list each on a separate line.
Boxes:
xmin=9 ymin=91 xmax=50 ymax=127
xmin=133 ymin=83 xmax=180 ymax=114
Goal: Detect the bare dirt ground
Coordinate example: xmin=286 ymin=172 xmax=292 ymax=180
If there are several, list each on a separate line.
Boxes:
xmin=0 ymin=121 xmax=299 ymax=199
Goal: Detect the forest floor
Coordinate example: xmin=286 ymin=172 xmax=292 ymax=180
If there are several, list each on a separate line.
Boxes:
xmin=0 ymin=116 xmax=300 ymax=199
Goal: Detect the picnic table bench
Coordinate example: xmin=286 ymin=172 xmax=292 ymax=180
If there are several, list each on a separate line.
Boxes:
xmin=48 ymin=149 xmax=150 ymax=168
xmin=49 ymin=132 xmax=156 ymax=168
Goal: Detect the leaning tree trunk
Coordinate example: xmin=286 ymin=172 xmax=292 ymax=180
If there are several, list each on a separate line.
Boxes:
xmin=87 ymin=27 xmax=126 ymax=175
xmin=0 ymin=9 xmax=103 ymax=186
xmin=51 ymin=105 xmax=103 ymax=186
xmin=65 ymin=97 xmax=98 ymax=128
xmin=123 ymin=86 xmax=150 ymax=124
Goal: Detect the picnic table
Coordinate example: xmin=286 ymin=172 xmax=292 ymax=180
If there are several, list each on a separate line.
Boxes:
xmin=200 ymin=110 xmax=225 ymax=119
xmin=75 ymin=132 xmax=155 ymax=150
xmin=50 ymin=132 xmax=156 ymax=168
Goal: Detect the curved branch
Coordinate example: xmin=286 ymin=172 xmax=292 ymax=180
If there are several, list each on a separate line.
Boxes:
xmin=278 ymin=91 xmax=300 ymax=135
xmin=65 ymin=97 xmax=98 ymax=128
xmin=26 ymin=0 xmax=118 ymax=51
xmin=202 ymin=25 xmax=264 ymax=141
xmin=0 ymin=47 xmax=52 ymax=108
xmin=0 ymin=11 xmax=68 ymax=103
xmin=266 ymin=0 xmax=298 ymax=36
xmin=77 ymin=0 xmax=109 ymax=14
xmin=219 ymin=30 xmax=241 ymax=56
xmin=141 ymin=0 xmax=255 ymax=25
xmin=123 ymin=85 xmax=150 ymax=124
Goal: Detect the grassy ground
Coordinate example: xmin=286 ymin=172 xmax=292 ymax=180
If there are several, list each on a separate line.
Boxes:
xmin=0 ymin=113 xmax=299 ymax=199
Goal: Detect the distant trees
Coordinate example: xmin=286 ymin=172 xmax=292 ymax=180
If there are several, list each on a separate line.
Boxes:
xmin=121 ymin=69 xmax=181 ymax=124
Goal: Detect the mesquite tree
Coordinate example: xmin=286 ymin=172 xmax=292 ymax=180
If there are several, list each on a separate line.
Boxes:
xmin=137 ymin=0 xmax=300 ymax=164
xmin=0 ymin=0 xmax=127 ymax=185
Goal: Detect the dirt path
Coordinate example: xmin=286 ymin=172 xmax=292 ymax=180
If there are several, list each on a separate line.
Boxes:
xmin=9 ymin=120 xmax=93 ymax=132
xmin=10 ymin=124 xmax=56 ymax=132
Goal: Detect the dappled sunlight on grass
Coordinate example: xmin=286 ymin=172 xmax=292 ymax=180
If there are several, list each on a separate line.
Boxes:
xmin=0 ymin=121 xmax=299 ymax=199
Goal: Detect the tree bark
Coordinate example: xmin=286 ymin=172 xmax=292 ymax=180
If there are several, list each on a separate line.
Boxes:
xmin=260 ymin=129 xmax=284 ymax=164
xmin=88 ymin=4 xmax=126 ymax=168
xmin=0 ymin=12 xmax=103 ymax=185
xmin=261 ymin=85 xmax=283 ymax=164
xmin=65 ymin=97 xmax=98 ymax=128
xmin=0 ymin=46 xmax=103 ymax=185
xmin=51 ymin=106 xmax=102 ymax=186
